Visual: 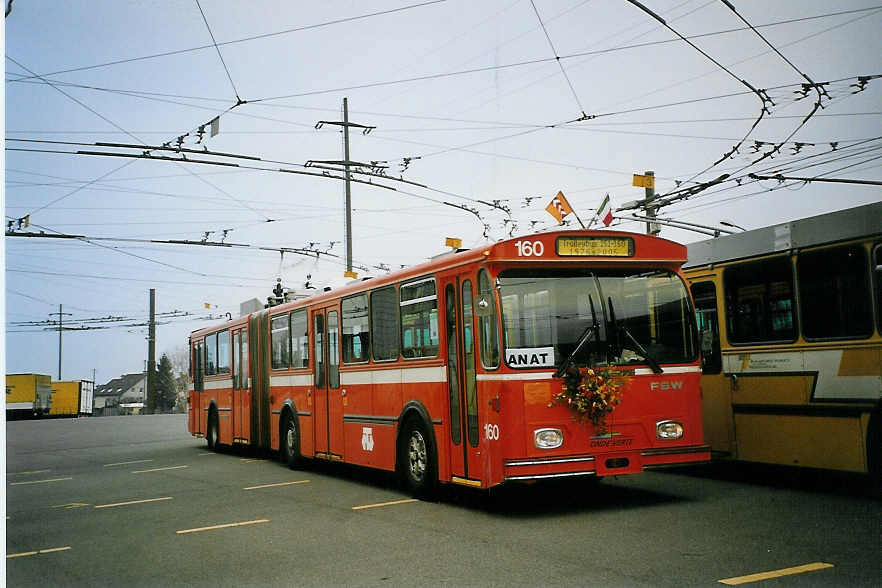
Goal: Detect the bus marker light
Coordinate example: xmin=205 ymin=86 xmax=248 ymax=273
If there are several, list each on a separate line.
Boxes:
xmin=534 ymin=428 xmax=563 ymax=449
xmin=656 ymin=420 xmax=683 ymax=440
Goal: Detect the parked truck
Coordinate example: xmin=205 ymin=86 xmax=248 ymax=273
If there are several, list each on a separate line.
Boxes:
xmin=49 ymin=380 xmax=94 ymax=417
xmin=6 ymin=374 xmax=52 ymax=419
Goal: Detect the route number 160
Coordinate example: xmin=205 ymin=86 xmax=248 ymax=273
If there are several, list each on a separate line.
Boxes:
xmin=484 ymin=423 xmax=500 ymax=441
xmin=515 ymin=240 xmax=544 ymax=257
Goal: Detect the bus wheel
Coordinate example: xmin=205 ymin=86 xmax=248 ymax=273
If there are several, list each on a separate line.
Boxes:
xmin=399 ymin=417 xmax=437 ymax=500
xmin=206 ymin=410 xmax=220 ymax=452
xmin=280 ymin=413 xmax=302 ymax=469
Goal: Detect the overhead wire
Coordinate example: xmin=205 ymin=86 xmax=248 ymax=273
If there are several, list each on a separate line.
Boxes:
xmin=8 ymin=0 xmax=451 ymax=82
xmin=530 ymin=0 xmax=588 ymax=117
xmin=195 ymin=0 xmax=242 ymax=102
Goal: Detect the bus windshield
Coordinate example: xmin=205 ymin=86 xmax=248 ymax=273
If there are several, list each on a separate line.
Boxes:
xmin=498 ymin=268 xmax=697 ymax=369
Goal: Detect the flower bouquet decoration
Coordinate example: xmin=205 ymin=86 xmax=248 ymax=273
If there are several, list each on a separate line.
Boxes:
xmin=551 ymin=365 xmax=624 ymax=434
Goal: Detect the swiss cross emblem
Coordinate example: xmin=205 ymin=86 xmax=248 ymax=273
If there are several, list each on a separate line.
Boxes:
xmin=361 ymin=427 xmax=374 ymax=452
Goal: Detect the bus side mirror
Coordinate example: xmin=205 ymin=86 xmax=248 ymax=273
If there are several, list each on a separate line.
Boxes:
xmin=474 ymin=295 xmax=493 ymax=317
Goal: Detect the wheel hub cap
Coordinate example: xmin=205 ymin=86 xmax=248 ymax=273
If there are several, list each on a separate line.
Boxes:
xmin=408 ymin=431 xmax=427 ymax=481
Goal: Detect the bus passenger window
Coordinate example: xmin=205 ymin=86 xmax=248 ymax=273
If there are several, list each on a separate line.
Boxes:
xmin=691 ymin=281 xmax=721 ymax=374
xmin=217 ymin=330 xmax=231 ymax=375
xmin=204 ymin=332 xmax=217 ymax=376
xmin=342 ymin=295 xmax=370 ymax=363
xmin=400 ymin=278 xmax=439 ymax=359
xmin=271 ymin=314 xmax=290 ymax=369
xmin=328 ymin=311 xmax=340 ymax=389
xmin=876 ymin=245 xmax=882 ymax=334
xmin=371 ymin=287 xmax=399 ymax=361
xmin=290 ymin=310 xmax=308 ymax=368
xmin=797 ymin=245 xmax=872 ymax=340
xmin=724 ymin=257 xmax=797 ymax=344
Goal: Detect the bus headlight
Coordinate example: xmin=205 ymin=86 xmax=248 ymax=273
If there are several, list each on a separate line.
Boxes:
xmin=656 ymin=420 xmax=684 ymax=440
xmin=534 ymin=428 xmax=563 ymax=449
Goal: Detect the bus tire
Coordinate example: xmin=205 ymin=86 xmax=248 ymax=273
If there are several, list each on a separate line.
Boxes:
xmin=399 ymin=417 xmax=437 ymax=500
xmin=206 ymin=409 xmax=220 ymax=452
xmin=280 ymin=412 xmax=302 ymax=469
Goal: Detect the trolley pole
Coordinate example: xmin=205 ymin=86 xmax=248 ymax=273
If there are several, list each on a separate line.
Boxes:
xmin=49 ymin=304 xmax=72 ymax=380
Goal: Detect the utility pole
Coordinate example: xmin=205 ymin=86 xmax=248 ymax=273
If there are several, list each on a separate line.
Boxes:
xmin=342 ymin=97 xmax=353 ymax=277
xmin=312 ymin=98 xmax=376 ymax=278
xmin=642 ymin=170 xmax=660 ymax=236
xmin=49 ymin=304 xmax=72 ymax=380
xmin=147 ymin=289 xmax=156 ymax=413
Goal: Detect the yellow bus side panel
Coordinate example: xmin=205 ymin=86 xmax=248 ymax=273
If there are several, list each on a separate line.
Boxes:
xmin=50 ymin=382 xmax=80 ymax=416
xmin=734 ymin=413 xmax=867 ymax=473
xmin=700 ymin=374 xmax=734 ymax=454
xmin=732 ymin=375 xmax=811 ymax=405
xmin=838 ymin=347 xmax=881 ymax=377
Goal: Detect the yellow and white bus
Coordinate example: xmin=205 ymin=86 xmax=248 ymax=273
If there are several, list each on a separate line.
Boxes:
xmin=683 ymin=202 xmax=881 ymax=480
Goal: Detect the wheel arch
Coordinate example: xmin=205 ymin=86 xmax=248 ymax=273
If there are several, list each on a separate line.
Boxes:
xmin=279 ymin=399 xmax=297 ymax=440
xmin=396 ymin=400 xmax=439 ymax=474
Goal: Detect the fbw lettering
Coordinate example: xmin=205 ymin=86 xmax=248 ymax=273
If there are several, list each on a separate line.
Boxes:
xmin=650 ymin=381 xmax=684 ymax=391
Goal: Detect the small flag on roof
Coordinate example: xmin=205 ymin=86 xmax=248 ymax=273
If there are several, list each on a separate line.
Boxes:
xmin=545 ymin=191 xmax=574 ymax=224
xmin=597 ymin=194 xmax=614 ymax=227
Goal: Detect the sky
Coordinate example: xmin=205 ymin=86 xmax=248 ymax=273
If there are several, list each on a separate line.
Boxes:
xmin=4 ymin=0 xmax=881 ymax=386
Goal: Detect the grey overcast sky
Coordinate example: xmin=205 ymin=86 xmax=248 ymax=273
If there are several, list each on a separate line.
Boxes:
xmin=4 ymin=0 xmax=881 ymax=384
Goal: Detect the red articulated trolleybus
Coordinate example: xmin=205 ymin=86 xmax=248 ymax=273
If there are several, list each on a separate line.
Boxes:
xmin=188 ymin=229 xmax=710 ymax=497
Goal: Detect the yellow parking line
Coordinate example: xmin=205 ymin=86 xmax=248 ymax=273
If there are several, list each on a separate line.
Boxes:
xmin=9 ymin=477 xmax=72 ymax=486
xmin=51 ymin=503 xmax=90 ymax=510
xmin=131 ymin=465 xmax=188 ymax=474
xmin=104 ymin=459 xmax=153 ymax=467
xmin=7 ymin=546 xmax=71 ymax=559
xmin=718 ymin=562 xmax=834 ymax=585
xmin=7 ymin=469 xmax=51 ymax=476
xmin=243 ymin=480 xmax=310 ymax=490
xmin=240 ymin=458 xmax=265 ymax=463
xmin=176 ymin=519 xmax=269 ymax=535
xmin=95 ymin=497 xmax=173 ymax=509
xmin=351 ymin=498 xmax=418 ymax=511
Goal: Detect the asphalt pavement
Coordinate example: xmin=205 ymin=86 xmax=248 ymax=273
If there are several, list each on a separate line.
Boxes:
xmin=5 ymin=414 xmax=879 ymax=586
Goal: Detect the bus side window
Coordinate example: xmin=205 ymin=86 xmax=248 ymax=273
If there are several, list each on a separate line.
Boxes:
xmin=691 ymin=281 xmax=721 ymax=374
xmin=204 ymin=332 xmax=217 ymax=376
xmin=724 ymin=256 xmax=797 ymax=344
xmin=874 ymin=243 xmax=882 ymax=335
xmin=477 ymin=269 xmax=500 ymax=369
xmin=797 ymin=244 xmax=872 ymax=340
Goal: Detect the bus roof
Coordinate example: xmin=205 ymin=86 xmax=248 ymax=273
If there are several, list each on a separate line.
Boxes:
xmin=684 ymin=201 xmax=882 ymax=268
xmin=190 ymin=228 xmax=687 ymax=338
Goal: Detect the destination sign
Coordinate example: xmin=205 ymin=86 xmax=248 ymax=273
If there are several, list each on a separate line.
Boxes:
xmin=556 ymin=236 xmax=634 ymax=257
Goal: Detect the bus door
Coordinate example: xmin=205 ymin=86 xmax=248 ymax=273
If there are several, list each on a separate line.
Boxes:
xmin=231 ymin=327 xmax=250 ymax=443
xmin=442 ymin=273 xmax=482 ymax=483
xmin=312 ymin=305 xmax=343 ymax=460
xmin=191 ymin=339 xmax=204 ymax=434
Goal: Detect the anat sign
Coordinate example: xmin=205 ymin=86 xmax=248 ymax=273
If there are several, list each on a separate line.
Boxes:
xmin=506 ymin=347 xmax=555 ymax=368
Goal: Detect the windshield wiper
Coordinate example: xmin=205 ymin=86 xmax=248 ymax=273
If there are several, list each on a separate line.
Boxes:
xmin=555 ymin=294 xmax=599 ymax=378
xmin=607 ymin=296 xmax=663 ymax=374
xmin=621 ymin=327 xmax=664 ymax=374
